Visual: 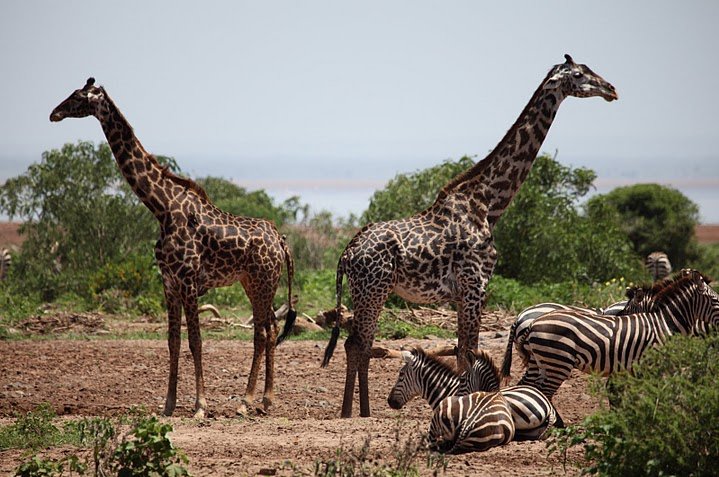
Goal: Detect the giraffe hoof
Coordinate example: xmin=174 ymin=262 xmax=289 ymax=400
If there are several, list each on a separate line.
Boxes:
xmin=262 ymin=396 xmax=273 ymax=412
xmin=237 ymin=402 xmax=249 ymax=417
xmin=193 ymin=408 xmax=206 ymax=419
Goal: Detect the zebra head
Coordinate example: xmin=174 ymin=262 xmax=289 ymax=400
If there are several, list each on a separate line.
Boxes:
xmin=457 ymin=349 xmax=501 ymax=395
xmin=386 ymin=348 xmax=459 ymax=410
xmin=622 ymin=269 xmax=694 ymax=314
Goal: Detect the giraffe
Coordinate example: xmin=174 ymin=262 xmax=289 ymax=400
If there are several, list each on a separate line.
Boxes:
xmin=50 ymin=78 xmax=297 ymax=418
xmin=322 ymin=54 xmax=618 ymax=417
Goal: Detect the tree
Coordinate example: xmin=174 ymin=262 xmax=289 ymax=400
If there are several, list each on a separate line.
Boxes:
xmin=361 ymin=153 xmax=640 ymax=284
xmin=586 ymin=184 xmax=700 ymax=267
xmin=0 ymin=141 xmax=171 ymax=299
xmin=197 ymin=176 xmax=304 ymax=226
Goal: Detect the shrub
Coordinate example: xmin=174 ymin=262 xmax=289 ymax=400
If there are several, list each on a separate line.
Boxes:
xmin=548 ymin=332 xmax=719 ymax=476
xmin=586 ymin=183 xmax=700 ymax=267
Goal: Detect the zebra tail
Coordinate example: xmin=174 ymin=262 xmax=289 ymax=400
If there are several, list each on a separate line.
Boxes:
xmin=321 ymin=257 xmax=345 ymax=368
xmin=277 ymin=235 xmax=297 ymax=345
xmin=500 ymin=321 xmax=517 ymax=384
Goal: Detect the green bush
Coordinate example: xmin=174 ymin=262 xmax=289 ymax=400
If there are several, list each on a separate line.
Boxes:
xmin=0 ymin=404 xmax=79 ymax=451
xmin=548 ymin=332 xmax=719 ymax=476
xmin=112 ymin=416 xmax=189 ymax=477
xmin=586 ymin=183 xmax=700 ymax=267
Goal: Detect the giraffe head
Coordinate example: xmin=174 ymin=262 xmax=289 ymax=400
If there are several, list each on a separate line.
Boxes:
xmin=544 ymin=54 xmax=618 ymax=102
xmin=50 ymin=78 xmax=105 ymax=122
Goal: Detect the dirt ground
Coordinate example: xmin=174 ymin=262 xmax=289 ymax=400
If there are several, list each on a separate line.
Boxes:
xmin=0 ymin=313 xmax=597 ymax=476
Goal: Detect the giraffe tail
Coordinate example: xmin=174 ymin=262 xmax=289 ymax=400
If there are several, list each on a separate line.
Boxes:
xmin=321 ymin=256 xmax=345 ymax=368
xmin=277 ymin=235 xmax=297 ymax=345
xmin=500 ymin=321 xmax=517 ymax=384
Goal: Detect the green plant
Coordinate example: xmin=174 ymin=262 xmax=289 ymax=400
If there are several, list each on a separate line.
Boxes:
xmin=14 ymin=455 xmax=85 ymax=477
xmin=0 ymin=404 xmax=79 ymax=451
xmin=547 ymin=332 xmax=719 ymax=476
xmin=112 ymin=416 xmax=190 ymax=477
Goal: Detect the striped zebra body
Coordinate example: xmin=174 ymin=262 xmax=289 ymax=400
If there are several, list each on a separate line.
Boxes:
xmin=646 ymin=251 xmax=672 ymax=281
xmin=501 ymin=300 xmax=627 ymax=380
xmin=516 ymin=271 xmax=719 ymax=400
xmin=0 ymin=248 xmax=10 ymax=280
xmin=428 ymin=391 xmax=514 ymax=454
xmin=388 ymin=348 xmax=562 ymax=441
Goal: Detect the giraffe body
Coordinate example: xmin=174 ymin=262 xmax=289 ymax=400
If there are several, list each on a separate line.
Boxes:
xmin=323 ymin=55 xmax=618 ymax=417
xmin=50 ymin=79 xmax=296 ymax=417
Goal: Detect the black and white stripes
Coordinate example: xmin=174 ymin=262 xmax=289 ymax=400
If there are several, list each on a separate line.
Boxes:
xmin=645 ymin=251 xmax=672 ymax=281
xmin=0 ymin=248 xmax=10 ymax=281
xmin=512 ymin=271 xmax=719 ymax=400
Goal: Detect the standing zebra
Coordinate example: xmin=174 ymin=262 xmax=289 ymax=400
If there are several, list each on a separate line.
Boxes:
xmin=428 ymin=390 xmax=514 ymax=454
xmin=385 ymin=347 xmax=562 ymax=441
xmin=0 ymin=248 xmax=10 ymax=281
xmin=645 ymin=251 xmax=672 ymax=281
xmin=500 ymin=299 xmax=628 ymax=380
xmin=509 ymin=270 xmax=719 ymax=400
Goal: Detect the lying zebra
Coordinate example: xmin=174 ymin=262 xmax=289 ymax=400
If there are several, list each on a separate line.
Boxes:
xmin=380 ymin=346 xmax=562 ymax=442
xmin=428 ymin=389 xmax=514 ymax=454
xmin=506 ymin=270 xmax=719 ymax=400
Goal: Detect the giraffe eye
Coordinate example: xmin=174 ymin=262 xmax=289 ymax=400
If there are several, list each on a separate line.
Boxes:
xmin=572 ymin=71 xmax=583 ymax=79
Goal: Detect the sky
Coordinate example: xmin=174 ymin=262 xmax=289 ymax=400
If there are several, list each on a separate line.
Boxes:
xmin=1 ymin=1 xmax=718 ymax=221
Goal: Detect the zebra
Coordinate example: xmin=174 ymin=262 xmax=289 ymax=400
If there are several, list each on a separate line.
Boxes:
xmin=385 ymin=347 xmax=563 ymax=441
xmin=428 ymin=390 xmax=514 ymax=454
xmin=508 ymin=270 xmax=719 ymax=400
xmin=646 ymin=251 xmax=672 ymax=281
xmin=500 ymin=299 xmax=628 ymax=380
xmin=0 ymin=248 xmax=10 ymax=280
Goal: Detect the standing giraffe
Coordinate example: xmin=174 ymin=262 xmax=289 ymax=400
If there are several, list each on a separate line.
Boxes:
xmin=50 ymin=78 xmax=296 ymax=418
xmin=322 ymin=54 xmax=618 ymax=417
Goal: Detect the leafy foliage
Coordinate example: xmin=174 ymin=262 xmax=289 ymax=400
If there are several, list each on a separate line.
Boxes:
xmin=586 ymin=183 xmax=700 ymax=267
xmin=197 ymin=176 xmax=304 ymax=226
xmin=0 ymin=141 xmax=173 ymax=301
xmin=548 ymin=332 xmax=719 ymax=476
xmin=112 ymin=416 xmax=189 ymax=477
xmin=361 ymin=153 xmax=642 ymax=284
xmin=361 ymin=157 xmax=473 ymax=224
xmin=0 ymin=404 xmax=79 ymax=451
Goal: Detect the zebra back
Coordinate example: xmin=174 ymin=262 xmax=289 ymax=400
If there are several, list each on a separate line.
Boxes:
xmin=387 ymin=348 xmax=461 ymax=410
xmin=500 ymin=385 xmax=563 ymax=440
xmin=428 ymin=391 xmax=514 ymax=454
xmin=646 ymin=251 xmax=672 ymax=281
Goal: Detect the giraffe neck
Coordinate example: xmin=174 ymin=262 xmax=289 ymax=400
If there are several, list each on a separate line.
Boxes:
xmin=94 ymin=93 xmax=175 ymax=218
xmin=436 ymin=73 xmax=567 ymax=228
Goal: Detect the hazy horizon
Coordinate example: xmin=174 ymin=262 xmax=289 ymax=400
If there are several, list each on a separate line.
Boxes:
xmin=1 ymin=1 xmax=718 ymax=221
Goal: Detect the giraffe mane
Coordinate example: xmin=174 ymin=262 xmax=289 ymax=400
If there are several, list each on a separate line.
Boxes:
xmin=101 ymin=88 xmax=211 ymax=203
xmin=433 ymin=66 xmax=558 ymax=203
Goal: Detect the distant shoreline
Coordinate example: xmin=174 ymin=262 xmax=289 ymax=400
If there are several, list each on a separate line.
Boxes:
xmin=1 ymin=222 xmax=718 ymax=249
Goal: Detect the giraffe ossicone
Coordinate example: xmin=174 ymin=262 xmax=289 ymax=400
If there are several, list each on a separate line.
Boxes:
xmin=50 ymin=78 xmax=297 ymax=418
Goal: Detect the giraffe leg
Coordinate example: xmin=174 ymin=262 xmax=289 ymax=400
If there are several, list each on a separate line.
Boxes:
xmin=343 ymin=298 xmax=384 ymax=418
xmin=262 ymin=309 xmax=279 ymax=411
xmin=243 ymin=324 xmax=267 ymax=410
xmin=455 ymin=266 xmax=492 ymax=372
xmin=184 ymin=295 xmax=207 ymax=418
xmin=163 ymin=294 xmax=182 ymax=417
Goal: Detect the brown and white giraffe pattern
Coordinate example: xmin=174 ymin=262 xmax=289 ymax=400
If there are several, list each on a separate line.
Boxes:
xmin=323 ymin=55 xmax=618 ymax=418
xmin=50 ymin=79 xmax=296 ymax=418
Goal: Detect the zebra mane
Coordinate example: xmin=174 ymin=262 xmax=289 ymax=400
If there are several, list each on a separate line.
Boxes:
xmin=652 ymin=271 xmax=709 ymax=306
xmin=471 ymin=349 xmax=501 ymax=383
xmin=414 ymin=347 xmax=461 ymax=376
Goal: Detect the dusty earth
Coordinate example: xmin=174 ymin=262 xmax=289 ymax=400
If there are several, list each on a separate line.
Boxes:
xmin=0 ymin=312 xmax=597 ymax=476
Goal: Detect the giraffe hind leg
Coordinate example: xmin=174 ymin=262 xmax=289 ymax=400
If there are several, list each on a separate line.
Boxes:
xmin=262 ymin=310 xmax=279 ymax=411
xmin=163 ymin=294 xmax=182 ymax=417
xmin=184 ymin=296 xmax=207 ymax=418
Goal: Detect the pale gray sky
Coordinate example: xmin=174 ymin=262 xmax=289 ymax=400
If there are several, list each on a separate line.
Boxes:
xmin=1 ymin=1 xmax=718 ymax=220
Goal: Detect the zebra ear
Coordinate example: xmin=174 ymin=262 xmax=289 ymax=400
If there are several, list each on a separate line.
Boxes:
xmin=400 ymin=350 xmax=414 ymax=363
xmin=635 ymin=288 xmax=645 ymax=301
xmin=691 ymin=270 xmax=707 ymax=290
xmin=464 ymin=349 xmax=476 ymax=367
xmin=625 ymin=287 xmax=635 ymax=299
